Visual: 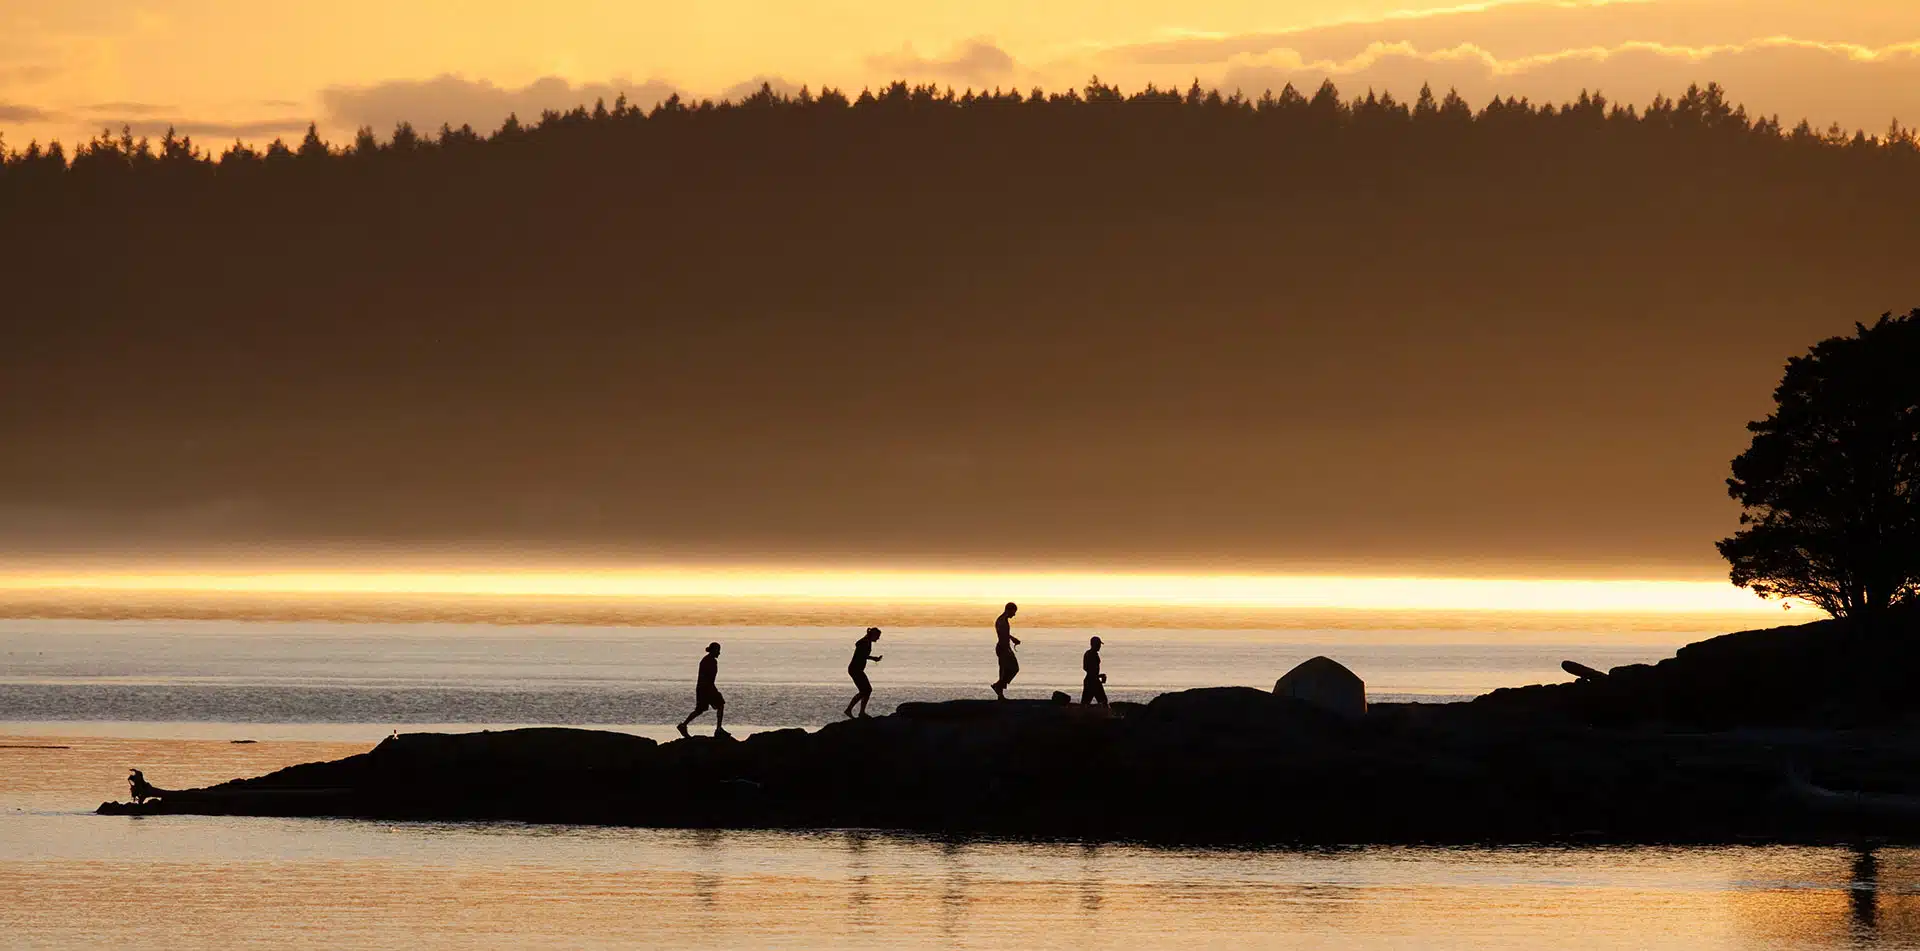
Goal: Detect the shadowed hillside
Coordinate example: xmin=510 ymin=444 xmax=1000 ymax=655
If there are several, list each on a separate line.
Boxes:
xmin=3 ymin=80 xmax=1916 ymax=571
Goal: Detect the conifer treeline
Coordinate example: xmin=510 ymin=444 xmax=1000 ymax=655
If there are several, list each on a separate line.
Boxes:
xmin=1 ymin=78 xmax=1916 ymax=568
xmin=0 ymin=78 xmax=1915 ymax=185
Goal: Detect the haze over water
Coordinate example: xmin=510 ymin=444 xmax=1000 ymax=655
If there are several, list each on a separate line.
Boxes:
xmin=7 ymin=605 xmax=1903 ymax=950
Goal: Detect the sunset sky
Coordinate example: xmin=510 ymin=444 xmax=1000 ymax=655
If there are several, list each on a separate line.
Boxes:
xmin=5 ymin=0 xmax=1912 ymax=617
xmin=6 ymin=0 xmax=1920 ymax=148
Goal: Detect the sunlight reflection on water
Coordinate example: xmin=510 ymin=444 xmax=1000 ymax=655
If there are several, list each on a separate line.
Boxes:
xmin=3 ymin=734 xmax=1918 ymax=949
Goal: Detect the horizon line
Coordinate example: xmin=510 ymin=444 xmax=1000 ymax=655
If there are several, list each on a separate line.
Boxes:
xmin=0 ymin=567 xmax=1801 ymax=615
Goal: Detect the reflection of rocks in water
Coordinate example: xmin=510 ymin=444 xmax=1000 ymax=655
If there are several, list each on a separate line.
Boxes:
xmin=1077 ymin=843 xmax=1104 ymax=918
xmin=1732 ymin=848 xmax=1920 ymax=948
xmin=845 ymin=830 xmax=875 ymax=928
xmin=937 ymin=839 xmax=970 ymax=941
xmin=1853 ymin=848 xmax=1920 ymax=946
xmin=1852 ymin=847 xmax=1878 ymax=936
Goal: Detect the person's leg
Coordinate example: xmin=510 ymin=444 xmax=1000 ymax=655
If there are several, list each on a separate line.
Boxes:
xmin=1093 ymin=681 xmax=1108 ymax=706
xmin=713 ymin=696 xmax=725 ymax=732
xmin=683 ymin=695 xmax=717 ymax=736
xmin=1082 ymin=678 xmax=1096 ymax=705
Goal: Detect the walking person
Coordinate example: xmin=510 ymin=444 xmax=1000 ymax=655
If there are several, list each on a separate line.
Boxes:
xmin=844 ymin=627 xmax=884 ymax=718
xmin=990 ymin=602 xmax=1020 ymax=699
xmin=677 ymin=642 xmax=730 ymax=738
xmin=1081 ymin=635 xmax=1108 ymax=706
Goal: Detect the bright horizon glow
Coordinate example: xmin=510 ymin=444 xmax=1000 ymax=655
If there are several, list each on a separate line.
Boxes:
xmin=0 ymin=569 xmax=1801 ymax=615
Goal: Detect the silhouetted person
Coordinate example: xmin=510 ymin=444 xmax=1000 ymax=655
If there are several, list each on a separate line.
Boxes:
xmin=1082 ymin=636 xmax=1108 ymax=706
xmin=991 ymin=602 xmax=1021 ymax=699
xmin=844 ymin=627 xmax=884 ymax=718
xmin=128 ymin=768 xmax=159 ymax=804
xmin=677 ymin=642 xmax=729 ymax=738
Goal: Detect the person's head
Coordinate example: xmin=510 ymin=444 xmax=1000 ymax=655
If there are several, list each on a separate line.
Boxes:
xmin=1090 ymin=635 xmax=1102 ymax=650
xmin=866 ymin=626 xmax=882 ymax=641
xmin=1004 ymin=602 xmax=1018 ymax=617
xmin=706 ymin=642 xmax=722 ymax=656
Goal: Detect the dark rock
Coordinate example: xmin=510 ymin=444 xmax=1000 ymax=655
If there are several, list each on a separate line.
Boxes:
xmin=896 ymin=699 xmax=1065 ymax=722
xmin=1561 ymin=661 xmax=1607 ymax=681
xmin=92 ymin=612 xmax=1920 ymax=844
xmin=1274 ymin=656 xmax=1367 ymax=717
xmin=1475 ymin=608 xmax=1920 ymax=730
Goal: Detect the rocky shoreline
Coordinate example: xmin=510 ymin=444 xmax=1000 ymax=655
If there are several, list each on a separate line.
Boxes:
xmin=98 ymin=614 xmax=1920 ymax=844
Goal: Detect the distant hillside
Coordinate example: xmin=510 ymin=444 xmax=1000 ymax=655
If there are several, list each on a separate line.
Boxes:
xmin=3 ymin=81 xmax=1915 ymax=571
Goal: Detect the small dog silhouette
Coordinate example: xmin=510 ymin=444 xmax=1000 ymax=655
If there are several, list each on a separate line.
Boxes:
xmin=128 ymin=769 xmax=161 ymax=804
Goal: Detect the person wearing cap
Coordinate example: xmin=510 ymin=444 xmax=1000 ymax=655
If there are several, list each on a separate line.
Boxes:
xmin=991 ymin=602 xmax=1021 ymax=699
xmin=1082 ymin=636 xmax=1108 ymax=706
xmin=844 ymin=627 xmax=884 ymax=718
xmin=677 ymin=642 xmax=729 ymax=738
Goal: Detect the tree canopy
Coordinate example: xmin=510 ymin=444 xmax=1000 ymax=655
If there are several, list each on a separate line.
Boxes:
xmin=1 ymin=79 xmax=1916 ymax=185
xmin=2 ymin=79 xmax=1919 ymax=567
xmin=1718 ymin=312 xmax=1920 ymax=618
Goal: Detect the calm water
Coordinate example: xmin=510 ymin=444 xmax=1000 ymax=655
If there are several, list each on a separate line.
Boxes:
xmin=9 ymin=617 xmax=1914 ymax=949
xmin=0 ymin=617 xmax=1677 ymax=733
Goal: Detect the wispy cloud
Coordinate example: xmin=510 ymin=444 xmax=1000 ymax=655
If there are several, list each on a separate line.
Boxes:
xmin=84 ymin=101 xmax=176 ymax=116
xmin=60 ymin=116 xmax=316 ymax=141
xmin=1021 ymin=0 xmax=1920 ymax=132
xmin=1200 ymin=36 xmax=1920 ymax=131
xmin=1106 ymin=0 xmax=1920 ymax=66
xmin=320 ymin=75 xmax=678 ymax=134
xmin=869 ymin=38 xmax=1018 ymax=85
xmin=0 ymin=103 xmax=54 ymax=123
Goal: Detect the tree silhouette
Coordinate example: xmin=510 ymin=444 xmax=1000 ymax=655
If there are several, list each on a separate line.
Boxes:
xmin=5 ymin=79 xmax=1920 ymax=564
xmin=1718 ymin=312 xmax=1920 ymax=618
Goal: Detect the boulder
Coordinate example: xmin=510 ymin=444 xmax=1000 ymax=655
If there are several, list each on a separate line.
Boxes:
xmin=1274 ymin=656 xmax=1367 ymax=718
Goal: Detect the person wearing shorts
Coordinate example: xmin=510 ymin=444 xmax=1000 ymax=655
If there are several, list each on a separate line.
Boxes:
xmin=991 ymin=602 xmax=1020 ymax=699
xmin=677 ymin=642 xmax=729 ymax=738
xmin=1081 ymin=635 xmax=1108 ymax=706
xmin=844 ymin=627 xmax=884 ymax=718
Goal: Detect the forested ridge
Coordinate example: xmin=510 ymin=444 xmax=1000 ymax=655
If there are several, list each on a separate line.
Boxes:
xmin=2 ymin=80 xmax=1915 ymax=571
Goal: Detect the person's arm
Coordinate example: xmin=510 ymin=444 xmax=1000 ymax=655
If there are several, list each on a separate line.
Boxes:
xmin=872 ymin=654 xmax=883 ymax=662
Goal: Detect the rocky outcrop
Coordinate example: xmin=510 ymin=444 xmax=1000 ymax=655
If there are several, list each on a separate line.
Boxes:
xmin=96 ymin=680 xmax=1920 ymax=843
xmin=97 ymin=612 xmax=1920 ymax=843
xmin=1474 ymin=608 xmax=1920 ymax=731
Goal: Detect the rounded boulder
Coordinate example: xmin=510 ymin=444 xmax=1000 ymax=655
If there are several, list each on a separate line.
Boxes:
xmin=1273 ymin=656 xmax=1367 ymax=718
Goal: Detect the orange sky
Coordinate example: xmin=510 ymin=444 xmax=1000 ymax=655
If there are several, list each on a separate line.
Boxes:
xmin=5 ymin=0 xmax=1920 ymax=148
xmin=0 ymin=566 xmax=1795 ymax=613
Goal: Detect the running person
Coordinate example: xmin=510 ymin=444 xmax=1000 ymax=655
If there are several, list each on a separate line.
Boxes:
xmin=1081 ymin=635 xmax=1108 ymax=706
xmin=990 ymin=602 xmax=1021 ymax=699
xmin=844 ymin=627 xmax=884 ymax=718
xmin=677 ymin=642 xmax=729 ymax=738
